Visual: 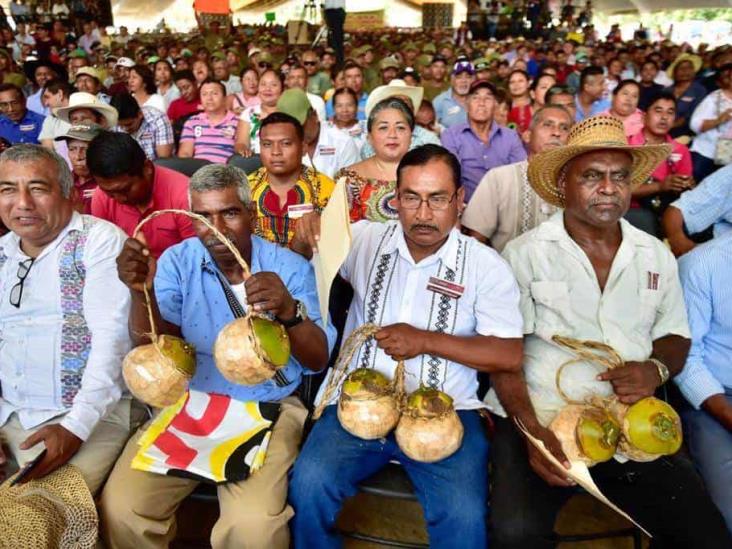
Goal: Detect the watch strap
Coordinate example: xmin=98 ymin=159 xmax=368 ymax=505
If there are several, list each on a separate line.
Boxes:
xmin=649 ymin=358 xmax=670 ymax=384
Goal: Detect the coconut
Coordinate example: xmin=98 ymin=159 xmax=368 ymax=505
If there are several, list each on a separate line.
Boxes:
xmin=213 ymin=315 xmax=291 ymax=385
xmin=612 ymin=397 xmax=683 ymax=462
xmin=396 ymin=387 xmax=464 ymax=463
xmin=337 ymin=368 xmax=401 ymax=439
xmin=550 ymin=405 xmax=621 ymax=466
xmin=122 ymin=335 xmax=196 ymax=408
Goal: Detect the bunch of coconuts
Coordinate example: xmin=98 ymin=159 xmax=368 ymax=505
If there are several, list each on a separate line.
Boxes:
xmin=121 ymin=210 xmax=292 ymax=408
xmin=315 ymin=323 xmax=464 ymax=463
xmin=549 ymin=336 xmax=682 ymax=466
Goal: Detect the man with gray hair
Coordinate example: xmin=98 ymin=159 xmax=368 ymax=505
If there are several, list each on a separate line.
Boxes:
xmin=0 ymin=145 xmax=140 ymax=504
xmin=102 ymin=164 xmax=335 ymax=549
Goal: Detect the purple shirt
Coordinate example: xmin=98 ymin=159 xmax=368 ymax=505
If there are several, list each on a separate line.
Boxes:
xmin=440 ymin=122 xmax=527 ymax=201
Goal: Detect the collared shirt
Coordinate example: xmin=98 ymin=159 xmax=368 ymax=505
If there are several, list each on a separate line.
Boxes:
xmin=0 ymin=110 xmax=45 ymax=144
xmin=575 ymin=96 xmax=611 ymax=122
xmin=248 ymin=166 xmax=335 ymax=247
xmin=307 ymin=71 xmax=332 ymax=97
xmin=433 ymin=89 xmax=467 ymax=128
xmin=671 ymin=164 xmax=732 ymax=238
xmin=440 ymin=122 xmax=527 ymax=201
xmin=304 ymin=122 xmax=360 ymax=179
xmin=74 ymin=174 xmax=97 ymax=213
xmin=180 ymin=111 xmax=239 ymax=164
xmin=91 ymin=165 xmax=195 ymax=259
xmin=26 ymin=88 xmax=48 ymax=116
xmin=315 ymin=221 xmax=523 ymax=411
xmin=0 ymin=213 xmax=130 ymax=440
xmin=328 ymin=120 xmax=367 ymax=151
xmin=113 ymin=106 xmax=174 ymax=160
xmin=326 ymin=91 xmax=368 ymax=121
xmin=676 ymin=233 xmax=732 ymax=409
xmin=167 ymin=96 xmax=201 ymax=124
xmin=222 ymin=75 xmax=242 ymax=96
xmin=154 ymin=236 xmax=336 ymax=402
xmin=158 ymin=84 xmax=180 ymax=109
xmin=485 ymin=213 xmax=690 ymax=425
xmin=664 ymin=81 xmax=708 ymax=138
xmin=359 ymin=125 xmax=441 ymax=160
xmin=628 ymin=131 xmax=693 ymax=182
xmin=689 ymin=89 xmax=732 ymax=159
xmin=462 ymin=160 xmax=558 ymax=252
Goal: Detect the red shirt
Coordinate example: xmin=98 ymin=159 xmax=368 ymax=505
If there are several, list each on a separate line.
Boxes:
xmin=627 ymin=131 xmax=693 ymax=182
xmin=168 ymin=96 xmax=202 ymax=124
xmin=91 ymin=165 xmax=196 ymax=258
xmin=74 ymin=173 xmax=97 ymax=214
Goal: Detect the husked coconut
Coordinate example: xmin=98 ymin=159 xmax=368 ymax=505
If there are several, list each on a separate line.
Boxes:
xmin=338 ymin=368 xmax=401 ymax=439
xmin=550 ymin=405 xmax=620 ymax=466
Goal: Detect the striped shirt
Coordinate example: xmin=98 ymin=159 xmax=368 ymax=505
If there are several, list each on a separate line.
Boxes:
xmin=676 ymin=232 xmax=732 ymax=408
xmin=113 ymin=106 xmax=174 ymax=161
xmin=671 ymin=164 xmax=732 ymax=239
xmin=180 ymin=111 xmax=239 ymax=164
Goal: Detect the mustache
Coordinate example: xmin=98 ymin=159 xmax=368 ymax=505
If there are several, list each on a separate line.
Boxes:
xmin=410 ymin=223 xmax=439 ymax=232
xmin=204 ymin=234 xmax=237 ymax=249
xmin=589 ymin=197 xmax=622 ymax=207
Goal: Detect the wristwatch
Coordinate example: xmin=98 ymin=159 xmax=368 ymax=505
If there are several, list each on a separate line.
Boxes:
xmin=649 ymin=358 xmax=670 ymax=385
xmin=277 ymin=300 xmax=308 ymax=329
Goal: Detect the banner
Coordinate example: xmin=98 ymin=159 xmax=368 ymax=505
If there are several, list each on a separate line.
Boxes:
xmin=344 ymin=10 xmax=385 ymax=31
xmin=194 ymin=0 xmax=230 ymax=14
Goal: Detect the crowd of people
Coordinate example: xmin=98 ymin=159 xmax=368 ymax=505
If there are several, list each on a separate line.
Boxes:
xmin=0 ymin=4 xmax=731 ymax=548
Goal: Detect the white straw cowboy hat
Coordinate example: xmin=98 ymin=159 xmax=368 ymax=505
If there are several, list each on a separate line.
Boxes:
xmin=527 ymin=115 xmax=671 ymax=208
xmin=365 ymin=79 xmax=424 ymax=118
xmin=53 ymin=92 xmax=119 ymax=128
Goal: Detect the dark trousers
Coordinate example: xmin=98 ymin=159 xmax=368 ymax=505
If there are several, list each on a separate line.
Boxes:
xmin=692 ymin=151 xmax=719 ymax=184
xmin=324 ymin=8 xmax=345 ymax=67
xmin=490 ymin=415 xmax=731 ymax=549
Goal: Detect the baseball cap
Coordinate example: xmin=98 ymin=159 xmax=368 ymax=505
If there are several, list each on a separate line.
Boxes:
xmin=473 ymin=57 xmax=491 ymax=72
xmin=75 ymin=67 xmax=101 ymax=82
xmin=452 ymin=59 xmax=475 ymax=76
xmin=276 ymin=88 xmax=312 ymax=125
xmin=431 ymin=54 xmax=448 ymax=65
xmin=575 ymin=52 xmax=589 ymax=64
xmin=468 ymin=79 xmax=497 ymax=96
xmin=379 ymin=57 xmax=400 ymax=71
xmin=54 ymin=123 xmax=104 ymax=143
xmin=116 ymin=57 xmax=135 ymax=68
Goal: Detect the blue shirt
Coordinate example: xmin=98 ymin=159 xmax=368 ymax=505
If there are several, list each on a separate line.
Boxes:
xmin=433 ymin=89 xmax=467 ymax=129
xmin=154 ymin=236 xmax=336 ymax=402
xmin=676 ymin=232 xmax=732 ymax=408
xmin=672 ymin=164 xmax=732 ymax=238
xmin=0 ymin=110 xmax=45 ymax=144
xmin=326 ymin=91 xmax=368 ymax=121
xmin=574 ymin=96 xmax=610 ymax=122
xmin=663 ymin=81 xmax=708 ymax=139
xmin=26 ymin=89 xmax=49 ymax=117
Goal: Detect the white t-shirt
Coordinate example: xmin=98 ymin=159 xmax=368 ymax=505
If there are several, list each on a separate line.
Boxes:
xmin=690 ymin=89 xmax=732 ymax=160
xmin=141 ymin=93 xmax=167 ymax=114
xmin=304 ymin=123 xmax=360 ymax=179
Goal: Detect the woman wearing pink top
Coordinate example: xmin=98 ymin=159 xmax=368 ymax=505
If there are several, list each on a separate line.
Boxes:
xmin=226 ymin=68 xmax=261 ymax=115
xmin=601 ymin=79 xmax=644 ymax=137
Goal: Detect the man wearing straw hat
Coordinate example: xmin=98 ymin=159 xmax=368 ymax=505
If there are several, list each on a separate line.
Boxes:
xmin=484 ymin=115 xmax=732 ymax=548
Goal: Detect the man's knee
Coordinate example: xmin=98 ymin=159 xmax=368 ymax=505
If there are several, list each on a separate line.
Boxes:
xmin=214 ymin=498 xmax=292 ymax=549
xmin=99 ymin=482 xmax=141 ymax=538
xmin=289 ymin=456 xmax=332 ymax=506
xmin=491 ymin=509 xmax=553 ymax=549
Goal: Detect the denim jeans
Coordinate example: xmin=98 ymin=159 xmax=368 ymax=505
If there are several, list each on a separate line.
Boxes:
xmin=289 ymin=406 xmax=490 ymax=548
xmin=682 ymin=389 xmax=732 ymax=533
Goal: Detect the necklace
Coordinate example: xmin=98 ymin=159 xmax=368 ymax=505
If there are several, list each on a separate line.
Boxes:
xmin=373 ymin=157 xmax=395 ymax=182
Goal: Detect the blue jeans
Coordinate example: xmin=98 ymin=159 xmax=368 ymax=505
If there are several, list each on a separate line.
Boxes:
xmin=682 ymin=389 xmax=732 ymax=533
xmin=289 ymin=406 xmax=490 ymax=548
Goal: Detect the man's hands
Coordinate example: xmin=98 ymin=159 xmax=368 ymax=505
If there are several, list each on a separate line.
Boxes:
xmin=245 ymin=272 xmax=296 ymax=321
xmin=522 ymin=421 xmax=575 ymax=487
xmin=293 ymin=212 xmax=322 ymax=254
xmin=16 ymin=425 xmax=82 ymax=483
xmin=374 ymin=323 xmax=427 ymax=361
xmin=702 ymin=394 xmax=732 ymax=433
xmin=597 ymin=361 xmax=661 ymax=404
xmin=659 ymin=174 xmax=694 ymax=194
xmin=117 ymin=236 xmax=156 ymax=293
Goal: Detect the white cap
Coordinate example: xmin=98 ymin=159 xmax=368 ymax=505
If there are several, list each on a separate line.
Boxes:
xmin=115 ymin=57 xmax=135 ymax=68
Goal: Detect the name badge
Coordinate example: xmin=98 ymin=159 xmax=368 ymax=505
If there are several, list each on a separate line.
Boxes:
xmin=681 ymin=96 xmax=694 ymax=102
xmin=669 ymin=152 xmax=682 ymax=163
xmin=318 ymin=146 xmax=336 ymax=156
xmin=222 ymin=126 xmax=236 ymax=139
xmin=427 ymin=276 xmax=465 ymax=299
xmin=287 ymin=203 xmax=314 ymax=219
xmin=447 ymin=106 xmax=461 ymax=115
xmin=19 ymin=124 xmax=36 ymax=132
xmin=194 ymin=126 xmax=203 ymax=137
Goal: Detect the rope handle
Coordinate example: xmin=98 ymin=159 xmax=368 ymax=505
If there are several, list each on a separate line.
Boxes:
xmin=552 ymin=335 xmax=624 ymax=405
xmin=313 ymin=323 xmax=405 ymax=420
xmin=132 ymin=208 xmax=252 ymax=346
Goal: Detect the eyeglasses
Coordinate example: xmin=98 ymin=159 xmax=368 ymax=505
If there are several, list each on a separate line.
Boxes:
xmin=9 ymin=258 xmax=34 ymax=308
xmin=258 ymin=62 xmax=272 ymax=69
xmin=303 ymin=61 xmax=318 ymax=66
xmin=399 ymin=192 xmax=458 ymax=211
xmin=0 ymin=100 xmax=22 ymax=110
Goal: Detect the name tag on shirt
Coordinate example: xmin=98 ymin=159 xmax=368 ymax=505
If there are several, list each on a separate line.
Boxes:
xmin=427 ymin=276 xmax=465 ymax=299
xmin=681 ymin=96 xmax=694 ymax=102
xmin=19 ymin=124 xmax=36 ymax=132
xmin=447 ymin=106 xmax=461 ymax=115
xmin=287 ymin=203 xmax=314 ymax=219
xmin=669 ymin=152 xmax=682 ymax=163
xmin=318 ymin=146 xmax=336 ymax=156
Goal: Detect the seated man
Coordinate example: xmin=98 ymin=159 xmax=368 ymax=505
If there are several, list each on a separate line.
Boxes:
xmin=54 ymin=122 xmax=103 ymax=213
xmin=433 ymin=59 xmax=474 ymax=129
xmin=53 ymin=91 xmax=119 ymax=129
xmin=88 ymin=131 xmax=195 ymax=259
xmin=441 ymin=80 xmax=527 ymax=201
xmin=74 ymin=67 xmax=111 ymax=104
xmin=248 ymin=112 xmax=335 ymax=247
xmin=0 ymin=83 xmax=45 ymax=144
xmin=289 ymin=144 xmax=524 ymax=548
xmin=484 ymin=116 xmax=732 ymax=548
xmin=0 ymin=145 xmax=140 ymax=502
xmin=179 ymin=79 xmax=243 ymax=164
xmin=662 ymin=164 xmax=732 ymax=258
xmin=276 ymin=88 xmax=360 ymax=179
xmin=463 ymin=105 xmax=572 ymax=251
xmin=110 ymin=92 xmax=173 ymax=160
xmin=676 ymin=233 xmax=732 ymax=533
xmin=101 ymin=164 xmax=334 ymax=549
xmin=167 ymin=69 xmax=201 ymax=125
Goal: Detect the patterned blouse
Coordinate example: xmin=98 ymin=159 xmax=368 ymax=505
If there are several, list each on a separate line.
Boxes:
xmin=338 ymin=168 xmax=398 ymax=223
xmin=248 ymin=166 xmax=335 ymax=246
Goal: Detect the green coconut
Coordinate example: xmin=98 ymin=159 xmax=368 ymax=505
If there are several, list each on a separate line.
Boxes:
xmin=550 ymin=405 xmax=620 ymax=466
xmin=614 ymin=397 xmax=683 ymax=461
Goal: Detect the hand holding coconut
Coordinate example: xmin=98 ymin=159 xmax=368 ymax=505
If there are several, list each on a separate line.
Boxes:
xmin=374 ymin=323 xmax=427 ymax=361
xmin=597 ymin=361 xmax=662 ymax=404
xmin=117 ymin=235 xmax=157 ymax=293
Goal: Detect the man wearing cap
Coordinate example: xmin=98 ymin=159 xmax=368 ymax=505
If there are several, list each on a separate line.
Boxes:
xmin=564 ymin=51 xmax=587 ymax=92
xmin=88 ymin=131 xmax=195 ymax=259
xmin=440 ymin=80 xmax=526 ymax=201
xmin=379 ymin=57 xmax=400 ymax=86
xmin=0 ymin=83 xmax=45 ymax=145
xmin=463 ymin=105 xmax=572 ymax=251
xmin=403 ymin=42 xmax=419 ymax=68
xmin=285 ymin=64 xmax=327 ymax=122
xmin=110 ymin=93 xmax=173 ymax=161
xmin=23 ymin=59 xmax=66 ymax=117
xmin=433 ymin=59 xmax=475 ymax=129
xmin=423 ymin=55 xmax=450 ymax=102
xmin=179 ymin=79 xmax=243 ymax=164
xmin=67 ymin=50 xmax=90 ymax=82
xmin=109 ymin=57 xmax=135 ymax=96
xmin=485 ymin=115 xmax=732 ymax=549
xmin=74 ymin=67 xmax=110 ymax=104
xmin=54 ymin=123 xmax=103 ymax=213
xmin=302 ymin=50 xmax=331 ymax=98
xmin=325 ymin=61 xmax=369 ymax=122
xmin=277 ymin=88 xmax=359 ymax=180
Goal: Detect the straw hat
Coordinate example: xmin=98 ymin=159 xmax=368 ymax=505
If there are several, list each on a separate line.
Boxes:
xmin=527 ymin=116 xmax=671 ymax=208
xmin=53 ymin=92 xmax=119 ymax=128
xmin=365 ymin=79 xmax=424 ymax=118
xmin=666 ymin=53 xmax=703 ymax=79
